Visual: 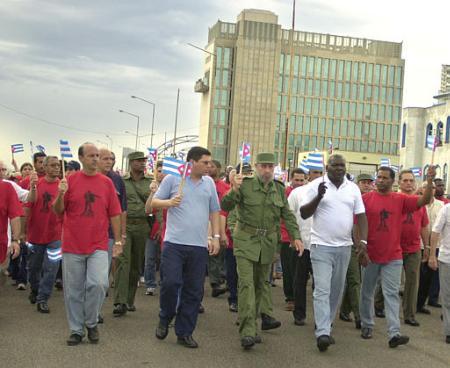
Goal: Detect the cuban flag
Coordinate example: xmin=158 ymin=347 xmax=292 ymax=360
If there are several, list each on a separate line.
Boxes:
xmin=239 ymin=142 xmax=251 ymax=163
xmin=426 ymin=134 xmax=439 ymax=151
xmin=391 ymin=165 xmax=399 ymax=173
xmin=59 ymin=140 xmax=73 ymax=158
xmin=11 ymin=143 xmax=24 ymax=153
xmin=35 ymin=144 xmax=46 ymax=153
xmin=411 ymin=167 xmax=423 ymax=178
xmin=47 ymin=247 xmax=62 ymax=262
xmin=306 ymin=152 xmax=324 ymax=171
xmin=299 ymin=159 xmax=309 ymax=173
xmin=147 ymin=148 xmax=158 ymax=170
xmin=162 ymin=157 xmax=191 ymax=178
xmin=380 ymin=158 xmax=390 ymax=167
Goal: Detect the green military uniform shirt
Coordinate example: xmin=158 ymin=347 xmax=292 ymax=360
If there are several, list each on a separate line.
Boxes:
xmin=123 ymin=173 xmax=152 ymax=218
xmin=221 ymin=176 xmax=300 ymax=264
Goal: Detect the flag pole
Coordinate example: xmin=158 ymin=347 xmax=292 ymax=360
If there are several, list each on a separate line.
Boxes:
xmin=177 ymin=160 xmax=188 ymax=195
xmin=239 ymin=142 xmax=244 ymax=175
xmin=61 ymin=154 xmax=66 ymax=178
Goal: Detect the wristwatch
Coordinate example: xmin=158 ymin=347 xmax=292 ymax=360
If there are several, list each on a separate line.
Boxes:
xmin=114 ymin=241 xmax=122 ymax=246
xmin=213 ymin=234 xmax=221 ymax=239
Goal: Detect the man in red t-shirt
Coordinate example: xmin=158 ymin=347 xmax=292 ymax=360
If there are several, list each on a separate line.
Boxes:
xmin=207 ymin=160 xmax=230 ymax=297
xmin=19 ymin=152 xmax=46 ymax=189
xmin=0 ymin=179 xmax=22 ymax=267
xmin=398 ymin=170 xmax=429 ymax=327
xmin=359 ymin=165 xmax=435 ymax=348
xmin=53 ymin=143 xmax=122 ymax=346
xmin=27 ymin=156 xmax=64 ymax=313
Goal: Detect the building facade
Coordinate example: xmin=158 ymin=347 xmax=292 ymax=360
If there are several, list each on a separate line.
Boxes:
xmin=197 ymin=9 xmax=405 ymax=172
xmin=399 ymin=83 xmax=450 ymax=192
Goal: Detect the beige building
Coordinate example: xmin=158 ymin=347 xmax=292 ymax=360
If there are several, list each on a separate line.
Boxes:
xmin=399 ymin=71 xmax=450 ymax=191
xmin=197 ymin=9 xmax=405 ymax=171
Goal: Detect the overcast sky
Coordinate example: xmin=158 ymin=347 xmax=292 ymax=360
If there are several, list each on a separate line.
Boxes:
xmin=1 ymin=0 xmax=449 ymax=169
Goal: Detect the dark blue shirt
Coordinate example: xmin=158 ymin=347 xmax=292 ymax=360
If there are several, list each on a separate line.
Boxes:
xmin=107 ymin=171 xmax=127 ymax=239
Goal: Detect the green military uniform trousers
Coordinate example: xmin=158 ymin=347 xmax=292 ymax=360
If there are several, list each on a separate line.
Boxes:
xmin=340 ymin=246 xmax=361 ymax=319
xmin=114 ymin=220 xmax=150 ymax=306
xmin=236 ymin=255 xmax=274 ymax=338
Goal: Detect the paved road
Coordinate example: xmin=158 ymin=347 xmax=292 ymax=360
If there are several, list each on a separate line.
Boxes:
xmin=1 ymin=278 xmax=449 ymax=368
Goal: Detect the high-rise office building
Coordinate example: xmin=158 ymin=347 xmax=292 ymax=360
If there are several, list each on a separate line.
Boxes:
xmin=197 ymin=9 xmax=405 ymax=173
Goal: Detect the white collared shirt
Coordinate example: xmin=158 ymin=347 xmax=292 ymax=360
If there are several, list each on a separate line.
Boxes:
xmin=302 ymin=175 xmax=365 ymax=247
xmin=432 ymin=203 xmax=450 ymax=264
xmin=288 ymin=183 xmax=313 ymax=250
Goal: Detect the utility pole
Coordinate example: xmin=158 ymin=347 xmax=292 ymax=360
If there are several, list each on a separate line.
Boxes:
xmin=173 ymin=88 xmax=180 ymax=156
xmin=282 ymin=0 xmax=296 ymax=170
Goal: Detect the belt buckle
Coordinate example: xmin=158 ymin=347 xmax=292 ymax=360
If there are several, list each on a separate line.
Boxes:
xmin=256 ymin=228 xmax=267 ymax=236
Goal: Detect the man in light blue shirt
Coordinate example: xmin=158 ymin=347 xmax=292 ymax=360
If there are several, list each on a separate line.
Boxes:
xmin=151 ymin=146 xmax=220 ymax=349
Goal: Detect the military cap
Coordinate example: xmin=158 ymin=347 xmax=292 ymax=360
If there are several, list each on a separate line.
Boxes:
xmin=256 ymin=152 xmax=276 ymax=165
xmin=356 ymin=173 xmax=374 ymax=182
xmin=128 ymin=151 xmax=146 ymax=161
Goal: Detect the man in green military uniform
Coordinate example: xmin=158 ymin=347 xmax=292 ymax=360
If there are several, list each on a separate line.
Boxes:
xmin=113 ymin=152 xmax=152 ymax=316
xmin=221 ymin=152 xmax=303 ymax=350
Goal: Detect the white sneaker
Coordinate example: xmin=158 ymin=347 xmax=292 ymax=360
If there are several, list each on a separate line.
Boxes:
xmin=17 ymin=283 xmax=26 ymax=290
xmin=139 ymin=276 xmax=145 ymax=285
xmin=146 ymin=287 xmax=156 ymax=296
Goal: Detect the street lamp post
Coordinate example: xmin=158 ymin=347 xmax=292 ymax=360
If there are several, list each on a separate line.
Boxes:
xmin=131 ymin=95 xmax=156 ymax=148
xmin=119 ymin=109 xmax=140 ymax=150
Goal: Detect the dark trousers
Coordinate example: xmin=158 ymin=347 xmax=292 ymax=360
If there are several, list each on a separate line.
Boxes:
xmin=159 ymin=242 xmax=208 ymax=337
xmin=293 ymin=249 xmax=312 ymax=320
xmin=9 ymin=242 xmax=28 ymax=284
xmin=417 ymin=262 xmax=435 ymax=310
xmin=280 ymin=242 xmax=297 ymax=302
xmin=225 ymin=248 xmax=238 ymax=304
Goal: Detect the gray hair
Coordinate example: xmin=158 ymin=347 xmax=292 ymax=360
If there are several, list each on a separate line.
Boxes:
xmin=43 ymin=156 xmax=59 ymax=165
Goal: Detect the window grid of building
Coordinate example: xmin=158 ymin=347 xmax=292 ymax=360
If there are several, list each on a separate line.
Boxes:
xmin=275 ymin=54 xmax=402 ymax=163
xmin=211 ymin=46 xmax=233 ymax=163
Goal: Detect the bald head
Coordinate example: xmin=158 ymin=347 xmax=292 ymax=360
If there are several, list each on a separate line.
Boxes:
xmin=98 ymin=148 xmax=113 ymax=174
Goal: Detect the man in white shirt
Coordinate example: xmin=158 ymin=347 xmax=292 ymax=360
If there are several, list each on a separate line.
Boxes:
xmin=288 ymin=167 xmax=324 ymax=326
xmin=428 ymin=203 xmax=450 ymax=344
xmin=300 ymin=154 xmax=368 ymax=352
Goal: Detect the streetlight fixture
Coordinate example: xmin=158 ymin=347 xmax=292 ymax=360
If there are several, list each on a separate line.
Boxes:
xmin=131 ymin=95 xmax=156 ymax=148
xmin=119 ymin=109 xmax=140 ymax=150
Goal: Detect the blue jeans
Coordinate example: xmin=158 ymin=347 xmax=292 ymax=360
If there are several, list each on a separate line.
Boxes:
xmin=144 ymin=238 xmax=159 ymax=289
xmin=159 ymin=242 xmax=208 ymax=337
xmin=63 ymin=250 xmax=109 ymax=336
xmin=28 ymin=241 xmax=61 ymax=302
xmin=225 ymin=248 xmax=238 ymax=304
xmin=310 ymin=244 xmax=351 ymax=337
xmin=360 ymin=260 xmax=403 ymax=339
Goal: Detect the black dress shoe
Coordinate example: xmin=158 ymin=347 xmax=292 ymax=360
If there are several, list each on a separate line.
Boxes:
xmin=254 ymin=335 xmax=262 ymax=344
xmin=155 ymin=322 xmax=169 ymax=340
xmin=294 ymin=317 xmax=305 ymax=326
xmin=198 ymin=304 xmax=205 ymax=314
xmin=339 ymin=312 xmax=353 ymax=322
xmin=229 ymin=303 xmax=238 ymax=313
xmin=37 ymin=302 xmax=50 ymax=313
xmin=446 ymin=335 xmax=450 ymax=344
xmin=375 ymin=309 xmax=385 ymax=318
xmin=211 ymin=285 xmax=227 ymax=298
xmin=317 ymin=335 xmax=331 ymax=352
xmin=87 ymin=326 xmax=99 ymax=344
xmin=66 ymin=333 xmax=83 ymax=346
xmin=361 ymin=327 xmax=373 ymax=339
xmin=113 ymin=304 xmax=127 ymax=317
xmin=126 ymin=304 xmax=136 ymax=312
xmin=417 ymin=307 xmax=431 ymax=315
xmin=261 ymin=313 xmax=281 ymax=330
xmin=177 ymin=335 xmax=198 ymax=348
xmin=404 ymin=319 xmax=420 ymax=327
xmin=389 ymin=334 xmax=409 ymax=348
xmin=241 ymin=336 xmax=255 ymax=350
xmin=428 ymin=302 xmax=442 ymax=308
xmin=29 ymin=291 xmax=37 ymax=304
